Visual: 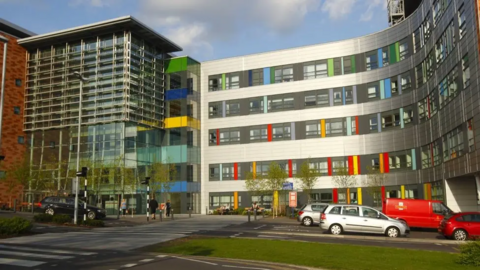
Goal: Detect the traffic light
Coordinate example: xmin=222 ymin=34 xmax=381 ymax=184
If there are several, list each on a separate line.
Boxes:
xmin=141 ymin=177 xmax=150 ymax=185
xmin=76 ymin=167 xmax=88 ymax=177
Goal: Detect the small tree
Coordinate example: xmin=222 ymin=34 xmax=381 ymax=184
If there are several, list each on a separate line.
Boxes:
xmin=8 ymin=154 xmax=36 ymax=208
xmin=331 ymin=163 xmax=357 ymax=203
xmin=245 ymin=171 xmax=266 ymax=196
xmin=363 ymin=165 xmax=388 ymax=207
xmin=265 ymin=162 xmax=288 ymax=217
xmin=296 ymin=159 xmax=319 ymax=203
xmin=150 ymin=159 xmax=177 ymax=203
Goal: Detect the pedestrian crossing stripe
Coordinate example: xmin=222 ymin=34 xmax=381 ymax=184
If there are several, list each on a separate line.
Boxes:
xmin=0 ymin=258 xmax=45 ymax=267
xmin=0 ymin=244 xmax=97 ymax=255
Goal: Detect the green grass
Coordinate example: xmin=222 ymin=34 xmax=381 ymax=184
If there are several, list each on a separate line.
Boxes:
xmin=147 ymin=237 xmax=474 ymax=270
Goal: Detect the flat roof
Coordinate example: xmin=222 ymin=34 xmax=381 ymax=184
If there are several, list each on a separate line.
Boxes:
xmin=0 ymin=18 xmax=36 ymax=38
xmin=18 ymin=16 xmax=182 ymax=52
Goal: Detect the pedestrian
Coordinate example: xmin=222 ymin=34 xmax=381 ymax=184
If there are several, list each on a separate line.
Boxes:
xmin=166 ymin=200 xmax=171 ymax=217
xmin=120 ymin=199 xmax=127 ymax=217
xmin=149 ymin=196 xmax=159 ymax=220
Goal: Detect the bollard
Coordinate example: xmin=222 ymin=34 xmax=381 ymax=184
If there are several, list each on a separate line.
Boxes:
xmin=13 ymin=199 xmax=16 ymax=213
xmin=159 ymin=210 xmax=163 ymax=222
xmin=205 ymin=207 xmax=208 ymax=215
xmin=254 ymin=209 xmax=257 ymax=220
xmin=247 ymin=210 xmax=251 ymax=222
xmin=262 ymin=210 xmax=265 ymax=219
xmin=189 ymin=207 xmax=192 ymax=218
xmin=171 ymin=209 xmax=174 ymax=220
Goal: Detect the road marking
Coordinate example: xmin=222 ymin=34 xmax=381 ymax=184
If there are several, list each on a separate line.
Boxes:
xmin=0 ymin=258 xmax=45 ymax=267
xmin=0 ymin=250 xmax=74 ymax=260
xmin=139 ymin=259 xmax=154 ymax=263
xmin=156 ymin=255 xmax=168 ymax=258
xmin=257 ymin=235 xmax=285 ymax=239
xmin=0 ymin=244 xmax=97 ymax=255
xmin=121 ymin=263 xmax=137 ymax=268
xmin=173 ymin=256 xmax=218 ymax=265
xmin=222 ymin=265 xmax=271 ymax=270
xmin=254 ymin=225 xmax=266 ymax=230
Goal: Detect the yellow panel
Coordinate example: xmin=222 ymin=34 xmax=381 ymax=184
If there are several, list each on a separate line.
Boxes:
xmin=353 ymin=156 xmax=359 ymax=175
xmin=379 ymin=153 xmax=384 ymax=173
xmin=252 ymin=162 xmax=256 ymax=179
xmin=321 ymin=120 xmax=326 ymax=138
xmin=234 ymin=192 xmax=238 ymax=209
xmin=273 ymin=191 xmax=279 ymax=208
xmin=164 ymin=116 xmax=200 ymax=129
xmin=401 ymin=185 xmax=405 ymax=199
xmin=347 ymin=188 xmax=350 ymax=204
xmin=424 ymin=184 xmax=428 ymax=199
xmin=357 ymin=188 xmax=362 ymax=205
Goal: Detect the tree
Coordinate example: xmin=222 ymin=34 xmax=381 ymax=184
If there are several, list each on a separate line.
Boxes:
xmin=363 ymin=165 xmax=388 ymax=207
xmin=0 ymin=154 xmax=32 ymax=208
xmin=244 ymin=171 xmax=266 ymax=197
xmin=265 ymin=162 xmax=288 ymax=217
xmin=296 ymin=159 xmax=319 ymax=203
xmin=331 ymin=163 xmax=357 ymax=203
xmin=149 ymin=159 xmax=177 ymax=203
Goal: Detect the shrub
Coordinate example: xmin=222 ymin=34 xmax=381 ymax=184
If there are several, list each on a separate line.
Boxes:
xmin=456 ymin=240 xmax=480 ymax=266
xmin=52 ymin=214 xmax=72 ymax=224
xmin=80 ymin=219 xmax=105 ymax=227
xmin=33 ymin=214 xmax=53 ymax=223
xmin=0 ymin=217 xmax=33 ymax=235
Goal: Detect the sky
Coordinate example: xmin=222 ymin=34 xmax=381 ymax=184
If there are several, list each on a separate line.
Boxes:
xmin=0 ymin=0 xmax=389 ymax=62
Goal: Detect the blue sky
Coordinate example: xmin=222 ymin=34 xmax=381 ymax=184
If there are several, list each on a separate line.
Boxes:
xmin=1 ymin=0 xmax=389 ymax=62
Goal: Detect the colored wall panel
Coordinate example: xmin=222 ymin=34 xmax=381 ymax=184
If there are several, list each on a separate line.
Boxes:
xmin=377 ymin=48 xmax=383 ymax=68
xmin=161 ymin=145 xmax=187 ymax=163
xmin=288 ymin=160 xmax=293 ymax=178
xmin=398 ymin=75 xmax=403 ymax=94
xmin=401 ymin=185 xmax=405 ymax=199
xmin=348 ymin=156 xmax=354 ymax=175
xmin=381 ymin=186 xmax=386 ymax=202
xmin=329 ymin=89 xmax=334 ymax=106
xmin=216 ymin=129 xmax=220 ymax=145
xmin=351 ymin=55 xmax=356 ymax=73
xmin=219 ymin=164 xmax=223 ymax=181
xmin=346 ymin=117 xmax=352 ymax=135
xmin=222 ymin=101 xmax=226 ymax=118
xmin=355 ymin=116 xmax=359 ymax=134
xmin=353 ymin=86 xmax=357 ymax=104
xmin=263 ymin=68 xmax=270 ymax=85
xmin=168 ymin=181 xmax=188 ymax=192
xmin=342 ymin=87 xmax=346 ymax=105
xmin=379 ymin=153 xmax=384 ymax=173
xmin=248 ymin=70 xmax=253 ymax=87
xmin=400 ymin=108 xmax=405 ymax=128
xmin=389 ymin=43 xmax=397 ymax=64
xmin=234 ymin=192 xmax=238 ymax=209
xmin=267 ymin=124 xmax=273 ymax=142
xmin=347 ymin=188 xmax=351 ymax=204
xmin=263 ymin=96 xmax=268 ymax=113
xmin=221 ymin=74 xmax=226 ymax=90
xmin=234 ymin=163 xmax=238 ymax=180
xmin=411 ymin=149 xmax=417 ymax=170
xmin=165 ymin=116 xmax=200 ymax=129
xmin=377 ymin=114 xmax=382 ymax=133
xmin=321 ymin=120 xmax=326 ymax=138
xmin=333 ymin=188 xmax=338 ymax=203
xmin=327 ymin=157 xmax=332 ymax=176
xmin=384 ymin=78 xmax=392 ymax=98
xmin=341 ymin=58 xmax=345 ymax=75
xmin=165 ymin=88 xmax=188 ymax=101
xmin=273 ymin=191 xmax=279 ymax=208
xmin=395 ymin=42 xmax=400 ymax=61
xmin=270 ymin=67 xmax=275 ymax=84
xmin=165 ymin=57 xmax=188 ymax=73
xmin=353 ymin=155 xmax=359 ymax=175
xmin=327 ymin=59 xmax=334 ymax=77
xmin=383 ymin=152 xmax=390 ymax=173
xmin=357 ymin=188 xmax=363 ymax=205
xmin=380 ymin=80 xmax=385 ymax=99
xmin=291 ymin=122 xmax=296 ymax=140
xmin=252 ymin=162 xmax=256 ymax=179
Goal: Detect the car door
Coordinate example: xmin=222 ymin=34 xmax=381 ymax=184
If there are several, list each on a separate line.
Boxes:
xmin=46 ymin=197 xmax=66 ymax=214
xmin=65 ymin=198 xmax=77 ymax=216
xmin=431 ymin=203 xmax=445 ymax=228
xmin=470 ymin=214 xmax=480 ymax=236
xmin=360 ymin=207 xmax=384 ymax=233
xmin=311 ymin=204 xmax=327 ymax=224
xmin=342 ymin=206 xmax=364 ymax=232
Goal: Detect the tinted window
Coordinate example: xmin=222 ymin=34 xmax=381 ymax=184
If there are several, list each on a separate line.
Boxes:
xmin=475 ymin=215 xmax=480 ymax=222
xmin=342 ymin=206 xmax=359 ymax=216
xmin=311 ymin=205 xmax=327 ymax=211
xmin=329 ymin=206 xmax=341 ymax=214
xmin=362 ymin=207 xmax=378 ymax=218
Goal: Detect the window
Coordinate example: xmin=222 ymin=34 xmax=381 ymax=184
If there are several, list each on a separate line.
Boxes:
xmin=468 ymin=119 xmax=475 ymax=152
xmin=329 ymin=206 xmax=342 ymax=214
xmin=423 ymin=12 xmax=432 ymax=41
xmin=251 ymin=69 xmax=264 ymax=86
xmin=274 ymin=65 xmax=293 ymax=83
xmin=303 ymin=61 xmax=327 ymax=79
xmin=13 ymin=106 xmax=20 ymax=115
xmin=332 ymin=158 xmax=347 ymax=174
xmin=272 ymin=123 xmax=291 ymax=141
xmin=343 ymin=56 xmax=352 ymax=74
xmin=401 ymin=71 xmax=412 ymax=92
xmin=306 ymin=121 xmax=321 ymax=138
xmin=389 ymin=150 xmax=412 ymax=170
xmin=381 ymin=110 xmax=401 ymax=130
xmin=334 ymin=58 xmax=342 ymax=76
xmin=209 ymin=102 xmax=223 ymax=118
xmin=249 ymin=97 xmax=264 ymax=114
xmin=17 ymin=136 xmax=24 ymax=144
xmin=425 ymin=50 xmax=435 ymax=81
xmin=362 ymin=207 xmax=379 ymax=218
xmin=463 ymin=54 xmax=470 ymax=88
xmin=209 ymin=164 xmax=220 ymax=181
xmin=225 ymin=100 xmax=240 ymax=116
xmin=382 ymin=47 xmax=389 ymax=66
xmin=458 ymin=5 xmax=466 ymax=39
xmin=443 ymin=126 xmax=464 ymax=161
xmin=15 ymin=79 xmax=22 ymax=87
xmin=413 ymin=27 xmax=423 ymax=53
xmin=250 ymin=125 xmax=268 ymax=142
xmin=325 ymin=119 xmax=345 ymax=136
xmin=439 ymin=66 xmax=458 ymax=108
xmin=320 ymin=193 xmax=333 ymax=203
xmin=333 ymin=89 xmax=342 ymax=105
xmin=345 ymin=87 xmax=353 ymax=104
xmin=342 ymin=206 xmax=359 ymax=216
xmin=222 ymin=163 xmax=237 ymax=180
xmin=219 ymin=128 xmax=240 ymax=145
xmin=429 ymin=90 xmax=437 ymax=117
xmin=433 ymin=140 xmax=441 ymax=166
xmin=268 ymin=94 xmax=294 ymax=112
xmin=309 ymin=158 xmax=328 ymax=176
xmin=399 ymin=38 xmax=409 ymax=61
xmin=252 ymin=161 xmax=270 ymax=177
xmin=369 ymin=115 xmax=378 ymax=132
xmin=304 ymin=90 xmax=329 ymax=108
xmin=418 ymin=97 xmax=428 ymax=123
xmin=415 ymin=63 xmax=425 ymax=88
xmin=365 ymin=51 xmax=378 ymax=70
xmin=367 ymin=83 xmax=379 ymax=99
xmin=391 ymin=78 xmax=399 ymax=96
xmin=435 ymin=21 xmax=455 ymax=65
xmin=403 ymin=106 xmax=414 ymax=125
xmin=225 ymin=73 xmax=240 ymax=89
xmin=209 ymin=130 xmax=217 ymax=146
xmin=208 ymin=75 xmax=222 ymax=91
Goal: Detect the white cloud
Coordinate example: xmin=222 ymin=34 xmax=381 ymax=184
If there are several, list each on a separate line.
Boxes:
xmin=321 ymin=0 xmax=357 ymax=20
xmin=69 ymin=0 xmax=120 ymax=7
xmin=360 ymin=0 xmax=387 ymax=22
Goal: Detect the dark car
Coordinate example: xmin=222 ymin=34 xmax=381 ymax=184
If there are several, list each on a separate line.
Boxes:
xmin=38 ymin=196 xmax=106 ymax=220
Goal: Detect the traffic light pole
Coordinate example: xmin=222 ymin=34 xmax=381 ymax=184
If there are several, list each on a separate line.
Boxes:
xmin=84 ymin=178 xmax=87 ymax=221
xmin=146 ymin=184 xmax=150 ymax=222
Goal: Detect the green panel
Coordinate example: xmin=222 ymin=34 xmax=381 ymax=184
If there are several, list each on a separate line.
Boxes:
xmin=395 ymin=42 xmax=400 ymax=61
xmin=222 ymin=74 xmax=226 ymax=90
xmin=165 ymin=57 xmax=188 ymax=73
xmin=327 ymin=59 xmax=334 ymax=77
xmin=161 ymin=145 xmax=187 ymax=163
xmin=389 ymin=44 xmax=397 ymax=64
xmin=351 ymin=56 xmax=356 ymax=73
xmin=270 ymin=67 xmax=275 ymax=84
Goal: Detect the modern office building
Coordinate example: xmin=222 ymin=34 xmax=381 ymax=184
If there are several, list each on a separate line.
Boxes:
xmin=0 ymin=19 xmax=34 ymax=208
xmin=202 ymin=0 xmax=480 ymax=213
xmin=16 ymin=17 xmax=201 ymax=213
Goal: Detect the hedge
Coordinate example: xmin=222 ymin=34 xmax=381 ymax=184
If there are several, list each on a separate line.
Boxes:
xmin=33 ymin=214 xmax=53 ymax=223
xmin=456 ymin=240 xmax=480 ymax=266
xmin=80 ymin=219 xmax=105 ymax=227
xmin=52 ymin=214 xmax=72 ymax=224
xmin=0 ymin=217 xmax=33 ymax=235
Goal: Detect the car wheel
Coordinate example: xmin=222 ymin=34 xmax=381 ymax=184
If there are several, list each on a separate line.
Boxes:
xmin=302 ymin=217 xmax=313 ymax=226
xmin=453 ymin=229 xmax=468 ymax=241
xmin=386 ymin=227 xmax=400 ymax=238
xmin=87 ymin=211 xmax=96 ymax=220
xmin=45 ymin=208 xmax=55 ymax=215
xmin=330 ymin=224 xmax=343 ymax=235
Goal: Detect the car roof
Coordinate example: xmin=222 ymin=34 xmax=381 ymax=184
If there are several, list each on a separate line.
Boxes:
xmin=454 ymin=212 xmax=480 ymax=215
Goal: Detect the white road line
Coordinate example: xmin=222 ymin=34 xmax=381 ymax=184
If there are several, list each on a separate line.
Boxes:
xmin=121 ymin=263 xmax=137 ymax=268
xmin=156 ymin=255 xmax=168 ymax=258
xmin=0 ymin=250 xmax=74 ymax=260
xmin=0 ymin=244 xmax=97 ymax=255
xmin=139 ymin=258 xmax=154 ymax=263
xmin=222 ymin=265 xmax=271 ymax=270
xmin=257 ymin=235 xmax=285 ymax=239
xmin=173 ymin=256 xmax=218 ymax=265
xmin=0 ymin=258 xmax=46 ymax=267
xmin=254 ymin=225 xmax=266 ymax=230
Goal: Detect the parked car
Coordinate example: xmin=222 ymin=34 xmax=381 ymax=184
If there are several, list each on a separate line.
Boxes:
xmin=297 ymin=203 xmax=329 ymax=226
xmin=438 ymin=212 xmax=480 ymax=241
xmin=37 ymin=196 xmax=106 ymax=220
xmin=320 ymin=204 xmax=409 ymax=238
xmin=382 ymin=198 xmax=453 ymax=228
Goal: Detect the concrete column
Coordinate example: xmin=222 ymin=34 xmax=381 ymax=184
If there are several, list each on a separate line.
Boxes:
xmin=475 ymin=174 xmax=480 ymax=205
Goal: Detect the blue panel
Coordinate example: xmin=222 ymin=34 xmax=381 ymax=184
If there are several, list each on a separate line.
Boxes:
xmin=377 ymin=113 xmax=382 ymax=133
xmin=169 ymin=181 xmax=188 ymax=192
xmin=397 ymin=75 xmax=402 ymax=95
xmin=219 ymin=164 xmax=223 ymax=181
xmin=377 ymin=49 xmax=383 ymax=68
xmin=263 ymin=96 xmax=268 ymax=113
xmin=400 ymin=108 xmax=405 ymax=128
xmin=342 ymin=87 xmax=346 ymax=105
xmin=248 ymin=70 xmax=253 ymax=87
xmin=263 ymin=68 xmax=270 ymax=85
xmin=384 ymin=78 xmax=392 ymax=98
xmin=411 ymin=149 xmax=417 ymax=170
xmin=346 ymin=117 xmax=352 ymax=136
xmin=165 ymin=88 xmax=188 ymax=101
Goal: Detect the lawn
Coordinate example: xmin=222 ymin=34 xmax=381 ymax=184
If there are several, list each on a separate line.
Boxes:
xmin=146 ymin=237 xmax=475 ymax=270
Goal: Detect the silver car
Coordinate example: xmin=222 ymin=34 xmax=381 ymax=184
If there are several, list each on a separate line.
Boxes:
xmin=320 ymin=204 xmax=409 ymax=238
xmin=297 ymin=203 xmax=329 ymax=226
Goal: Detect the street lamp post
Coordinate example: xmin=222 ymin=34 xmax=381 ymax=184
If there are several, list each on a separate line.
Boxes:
xmin=73 ymin=71 xmax=87 ymax=225
xmin=0 ymin=35 xmax=9 ymax=161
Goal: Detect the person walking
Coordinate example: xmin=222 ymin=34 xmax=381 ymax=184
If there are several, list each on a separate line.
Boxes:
xmin=120 ymin=199 xmax=127 ymax=217
xmin=149 ymin=196 xmax=159 ymax=220
xmin=166 ymin=200 xmax=171 ymax=217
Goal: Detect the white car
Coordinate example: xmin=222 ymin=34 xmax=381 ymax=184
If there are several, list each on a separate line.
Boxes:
xmin=320 ymin=204 xmax=409 ymax=238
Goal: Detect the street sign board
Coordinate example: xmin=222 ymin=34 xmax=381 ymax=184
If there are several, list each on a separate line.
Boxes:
xmin=282 ymin=182 xmax=293 ymax=190
xmin=289 ymin=192 xmax=297 ymax=208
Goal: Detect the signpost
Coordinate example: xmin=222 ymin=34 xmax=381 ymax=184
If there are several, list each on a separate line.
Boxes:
xmin=289 ymin=191 xmax=297 ymax=219
xmin=282 ymin=182 xmax=293 ymax=190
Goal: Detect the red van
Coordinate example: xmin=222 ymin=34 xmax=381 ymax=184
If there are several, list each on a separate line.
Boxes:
xmin=382 ymin=198 xmax=454 ymax=228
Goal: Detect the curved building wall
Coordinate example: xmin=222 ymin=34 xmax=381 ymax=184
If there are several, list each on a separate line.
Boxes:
xmin=201 ymin=0 xmax=480 ymax=212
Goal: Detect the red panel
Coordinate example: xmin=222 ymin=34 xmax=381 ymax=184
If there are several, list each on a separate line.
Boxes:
xmin=288 ymin=160 xmax=293 ymax=178
xmin=430 ymin=144 xmax=434 ymax=167
xmin=216 ymin=129 xmax=220 ymax=145
xmin=333 ymin=188 xmax=338 ymax=203
xmin=383 ymin=152 xmax=389 ymax=173
xmin=427 ymin=96 xmax=431 ymax=118
xmin=267 ymin=124 xmax=272 ymax=142
xmin=348 ymin=156 xmax=354 ymax=175
xmin=234 ymin=163 xmax=238 ymax=180
xmin=355 ymin=116 xmax=359 ymax=135
xmin=381 ymin=186 xmax=386 ymax=203
xmin=357 ymin=156 xmax=361 ymax=174
xmin=327 ymin=157 xmax=332 ymax=176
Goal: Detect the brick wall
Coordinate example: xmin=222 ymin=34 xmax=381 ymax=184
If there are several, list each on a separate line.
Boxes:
xmin=0 ymin=33 xmax=27 ymax=208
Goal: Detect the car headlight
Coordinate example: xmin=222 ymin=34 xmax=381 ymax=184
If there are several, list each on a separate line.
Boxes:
xmin=97 ymin=209 xmax=102 ymax=212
